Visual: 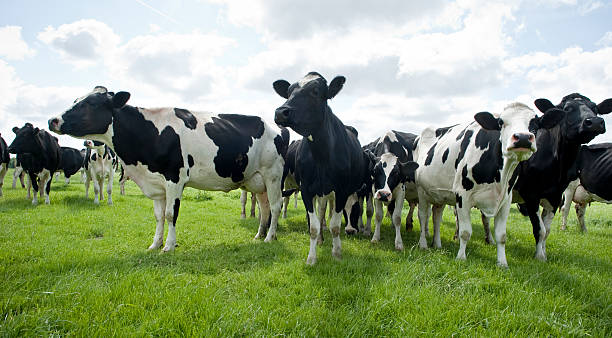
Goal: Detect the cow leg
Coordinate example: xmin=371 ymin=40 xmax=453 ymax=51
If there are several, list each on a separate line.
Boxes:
xmin=30 ymin=172 xmax=39 ymax=205
xmin=329 ymin=208 xmax=343 ymax=261
xmin=364 ymin=194 xmax=373 ymax=236
xmin=316 ymin=198 xmax=327 ymax=245
xmin=26 ymin=174 xmax=32 ymax=200
xmin=344 ymin=193 xmax=359 ymax=235
xmin=240 ymin=190 xmax=248 ymax=219
xmin=482 ymin=212 xmax=494 ymax=245
xmin=264 ymin=186 xmax=281 ymax=243
xmin=527 ymin=203 xmax=547 ymax=261
xmin=455 ymin=201 xmax=472 ymax=261
xmin=11 ymin=167 xmax=18 ymax=189
xmin=492 ymin=201 xmax=510 ymax=267
xmin=43 ymin=173 xmax=52 ymax=204
xmin=84 ymin=173 xmax=91 ymax=199
xmin=356 ymin=195 xmax=365 ymax=233
xmin=294 ymin=192 xmax=299 ymax=208
xmin=392 ymin=194 xmax=405 ymax=251
xmin=431 ymin=204 xmax=444 ymax=249
xmin=575 ymin=203 xmax=587 ymax=233
xmin=0 ymin=164 xmax=6 ymax=196
xmin=282 ymin=196 xmax=289 ymax=218
xmin=99 ymin=175 xmax=104 ymax=201
xmin=417 ymin=189 xmax=430 ymax=249
xmin=405 ymin=201 xmax=416 ymax=232
xmin=92 ymin=176 xmax=101 ymax=205
xmin=538 ymin=206 xmax=555 ymax=259
xmin=250 ymin=192 xmax=257 ymax=218
xmin=306 ymin=195 xmax=320 ymax=265
xmin=148 ymin=198 xmax=166 ymax=250
xmin=106 ymin=170 xmax=113 ymax=205
xmin=254 ymin=192 xmax=270 ymax=239
xmin=162 ymin=184 xmax=185 ymax=252
xmin=453 ymin=206 xmax=459 ymax=241
xmin=371 ymin=199 xmax=384 ymax=243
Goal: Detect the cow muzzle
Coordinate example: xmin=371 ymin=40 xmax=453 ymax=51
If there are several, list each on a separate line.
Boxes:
xmin=274 ymin=106 xmax=292 ymax=126
xmin=582 ymin=117 xmax=605 ymax=134
xmin=509 ymin=133 xmax=535 ymax=151
xmin=375 ymin=190 xmax=392 ymax=202
xmin=48 ymin=117 xmax=62 ymax=134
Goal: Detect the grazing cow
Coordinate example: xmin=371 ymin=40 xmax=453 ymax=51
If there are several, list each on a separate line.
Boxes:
xmin=8 ymin=123 xmax=62 ymax=205
xmin=416 ymin=103 xmax=564 ymax=267
xmin=513 ymin=93 xmax=612 ymax=261
xmin=240 ymin=190 xmax=257 ymax=218
xmin=0 ymin=134 xmax=8 ymax=196
xmin=560 ymin=143 xmax=612 ymax=232
xmin=273 ymin=72 xmax=377 ymax=265
xmin=364 ymin=130 xmax=418 ymax=250
xmin=58 ymin=147 xmax=85 ymax=184
xmin=49 ymin=86 xmax=287 ymax=251
xmin=83 ymin=140 xmax=117 ymax=205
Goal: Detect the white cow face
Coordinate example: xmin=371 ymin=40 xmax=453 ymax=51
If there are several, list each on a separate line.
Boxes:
xmin=474 ymin=103 xmax=565 ymax=161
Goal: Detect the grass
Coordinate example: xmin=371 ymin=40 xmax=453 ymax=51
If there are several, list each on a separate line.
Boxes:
xmin=0 ymin=168 xmax=611 ymax=336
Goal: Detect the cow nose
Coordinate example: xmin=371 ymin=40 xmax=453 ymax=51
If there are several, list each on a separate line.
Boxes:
xmin=512 ymin=133 xmax=533 ymax=149
xmin=274 ymin=106 xmax=292 ymax=125
xmin=48 ymin=118 xmax=59 ymax=131
xmin=583 ymin=117 xmax=605 ymax=132
xmin=376 ymin=190 xmax=391 ymax=202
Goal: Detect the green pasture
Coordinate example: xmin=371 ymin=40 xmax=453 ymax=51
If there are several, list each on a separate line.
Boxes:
xmin=0 ymin=169 xmax=611 ymax=336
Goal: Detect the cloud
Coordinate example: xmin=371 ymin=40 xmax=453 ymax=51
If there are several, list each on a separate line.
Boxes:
xmin=596 ymin=31 xmax=612 ymax=47
xmin=0 ymin=26 xmax=35 ymax=60
xmin=37 ymin=19 xmax=120 ymax=68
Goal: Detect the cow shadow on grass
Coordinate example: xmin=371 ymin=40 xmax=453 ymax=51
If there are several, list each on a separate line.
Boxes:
xmin=61 ymin=195 xmax=101 ymax=210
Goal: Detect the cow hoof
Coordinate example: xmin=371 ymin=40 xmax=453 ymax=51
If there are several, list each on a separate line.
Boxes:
xmin=161 ymin=245 xmax=175 ymax=252
xmin=241 ymin=214 xmax=246 ymax=219
xmin=395 ymin=243 xmax=404 ymax=251
xmin=363 ymin=230 xmax=371 ymax=237
xmin=332 ymin=250 xmax=342 ymax=261
xmin=419 ymin=239 xmax=428 ymax=250
xmin=534 ymin=252 xmax=547 ymax=262
xmin=345 ymin=227 xmax=357 ymax=235
xmin=370 ymin=238 xmax=379 ymax=244
xmin=560 ymin=225 xmax=567 ymax=231
xmin=497 ymin=262 xmax=509 ymax=269
xmin=263 ymin=235 xmax=277 ymax=243
xmin=455 ymin=253 xmax=467 ymax=261
xmin=306 ymin=256 xmax=317 ymax=266
xmin=147 ymin=242 xmax=163 ymax=250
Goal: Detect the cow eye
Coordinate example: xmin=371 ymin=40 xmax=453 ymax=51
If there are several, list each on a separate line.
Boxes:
xmin=310 ymin=87 xmax=319 ymax=97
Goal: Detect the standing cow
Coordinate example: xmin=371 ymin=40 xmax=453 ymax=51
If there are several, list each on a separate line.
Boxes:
xmin=273 ymin=72 xmax=376 ymax=265
xmin=0 ymin=134 xmax=9 ymax=196
xmin=49 ymin=86 xmax=287 ymax=251
xmin=364 ymin=130 xmax=418 ymax=250
xmin=513 ymin=93 xmax=612 ymax=261
xmin=83 ymin=140 xmax=116 ymax=205
xmin=8 ymin=123 xmax=62 ymax=205
xmin=560 ymin=143 xmax=612 ymax=232
xmin=416 ymin=103 xmax=564 ymax=267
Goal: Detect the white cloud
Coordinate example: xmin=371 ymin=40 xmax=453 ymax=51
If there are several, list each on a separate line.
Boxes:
xmin=0 ymin=26 xmax=35 ymax=60
xmin=37 ymin=19 xmax=120 ymax=68
xmin=596 ymin=31 xmax=612 ymax=47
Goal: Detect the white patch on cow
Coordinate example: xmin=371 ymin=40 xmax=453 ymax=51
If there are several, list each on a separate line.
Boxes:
xmin=384 ymin=130 xmax=398 ymax=143
xmin=298 ymin=73 xmax=321 ymax=87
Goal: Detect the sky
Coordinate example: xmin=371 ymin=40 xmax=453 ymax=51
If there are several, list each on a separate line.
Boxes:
xmin=1 ymin=0 xmax=611 ymax=150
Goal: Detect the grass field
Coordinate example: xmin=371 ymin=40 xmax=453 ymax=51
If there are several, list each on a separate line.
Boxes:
xmin=1 ymin=169 xmax=611 ymax=336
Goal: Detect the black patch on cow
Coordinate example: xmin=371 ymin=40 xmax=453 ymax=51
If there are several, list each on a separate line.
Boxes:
xmin=436 ymin=125 xmax=457 ymax=138
xmin=204 ymin=114 xmax=265 ymax=182
xmin=112 ymin=105 xmax=184 ymax=184
xmin=508 ymin=167 xmax=519 ymax=194
xmin=349 ymin=201 xmax=360 ymax=230
xmin=174 ymin=108 xmax=197 ymax=130
xmin=59 ymin=147 xmax=84 ymax=178
xmin=173 ymin=198 xmax=180 ymax=225
xmin=424 ymin=142 xmax=437 ymax=166
xmin=275 ymin=127 xmax=290 ymax=158
xmin=461 ymin=165 xmax=474 ymax=190
xmin=455 ymin=129 xmax=474 ymax=169
xmin=455 ymin=193 xmax=463 ymax=208
xmin=472 ymin=129 xmax=503 ymax=184
xmin=442 ymin=148 xmax=449 ymax=164
xmin=187 ymin=154 xmax=194 ymax=167
xmin=91 ymin=153 xmax=97 ymax=161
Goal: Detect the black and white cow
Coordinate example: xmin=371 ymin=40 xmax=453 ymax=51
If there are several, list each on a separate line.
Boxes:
xmin=364 ymin=130 xmax=418 ymax=250
xmin=416 ymin=103 xmax=564 ymax=267
xmin=58 ymin=146 xmax=85 ymax=184
xmin=273 ymin=72 xmax=375 ymax=265
xmin=83 ymin=140 xmax=116 ymax=205
xmin=0 ymin=134 xmax=9 ymax=196
xmin=560 ymin=143 xmax=612 ymax=232
xmin=8 ymin=123 xmax=62 ymax=205
xmin=513 ymin=93 xmax=612 ymax=261
xmin=49 ymin=86 xmax=287 ymax=251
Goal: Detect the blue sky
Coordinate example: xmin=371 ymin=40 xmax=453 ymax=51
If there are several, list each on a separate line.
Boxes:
xmin=1 ymin=0 xmax=611 ymax=149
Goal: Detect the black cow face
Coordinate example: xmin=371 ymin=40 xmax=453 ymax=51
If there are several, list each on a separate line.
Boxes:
xmin=273 ymin=72 xmax=345 ymax=139
xmin=48 ymin=86 xmax=131 ymax=138
xmin=8 ymin=123 xmax=40 ymax=154
xmin=535 ymin=94 xmax=612 ymax=144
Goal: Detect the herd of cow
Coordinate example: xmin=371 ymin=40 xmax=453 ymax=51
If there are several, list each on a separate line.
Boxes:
xmin=1 ymin=72 xmax=611 ymax=267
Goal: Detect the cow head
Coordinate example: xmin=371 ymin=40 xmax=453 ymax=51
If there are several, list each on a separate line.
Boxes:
xmin=535 ymin=93 xmax=612 ymax=144
xmin=371 ymin=152 xmax=419 ymax=202
xmin=83 ymin=140 xmax=105 ymax=150
xmin=48 ymin=86 xmax=131 ymax=143
xmin=273 ymin=72 xmax=345 ymax=140
xmin=474 ymin=102 xmax=565 ymax=161
xmin=8 ymin=123 xmax=40 ymax=154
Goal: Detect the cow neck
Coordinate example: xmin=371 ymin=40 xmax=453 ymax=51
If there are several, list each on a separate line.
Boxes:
xmin=109 ymin=105 xmax=138 ymax=158
xmin=305 ymin=105 xmax=344 ymax=162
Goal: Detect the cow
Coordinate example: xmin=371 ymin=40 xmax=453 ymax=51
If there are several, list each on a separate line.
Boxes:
xmin=513 ymin=93 xmax=612 ymax=261
xmin=0 ymin=134 xmax=9 ymax=196
xmin=273 ymin=72 xmax=378 ymax=265
xmin=240 ymin=190 xmax=257 ymax=218
xmin=363 ymin=130 xmax=418 ymax=250
xmin=560 ymin=143 xmax=612 ymax=232
xmin=49 ymin=86 xmax=288 ymax=251
xmin=415 ymin=103 xmax=564 ymax=267
xmin=83 ymin=140 xmax=117 ymax=205
xmin=8 ymin=123 xmax=62 ymax=205
xmin=57 ymin=147 xmax=85 ymax=184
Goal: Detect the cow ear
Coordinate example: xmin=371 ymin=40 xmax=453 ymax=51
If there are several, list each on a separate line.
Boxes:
xmin=34 ymin=127 xmax=40 ymax=134
xmin=273 ymin=80 xmax=290 ymax=99
xmin=534 ymin=98 xmax=555 ymax=113
xmin=12 ymin=127 xmax=19 ymax=134
xmin=597 ymin=98 xmax=612 ymax=115
xmin=400 ymin=161 xmax=419 ymax=182
xmin=112 ymin=91 xmax=130 ymax=108
xmin=327 ymin=76 xmax=346 ymax=99
xmin=539 ymin=108 xmax=565 ymax=129
xmin=474 ymin=112 xmax=501 ymax=131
